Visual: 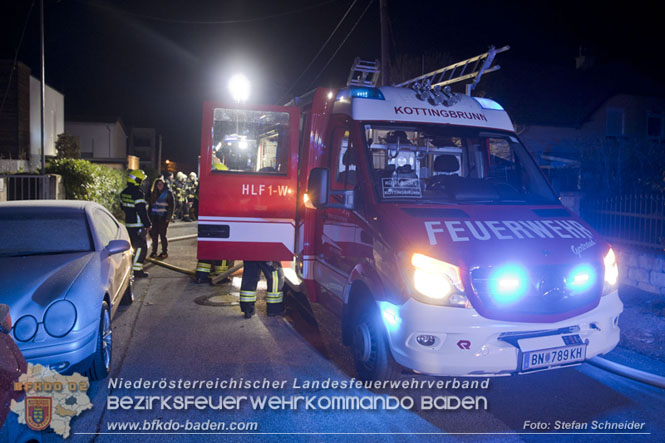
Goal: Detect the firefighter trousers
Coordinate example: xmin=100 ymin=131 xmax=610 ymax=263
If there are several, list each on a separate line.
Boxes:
xmin=195 ymin=260 xmax=233 ymax=282
xmin=240 ymin=261 xmax=284 ymax=315
xmin=150 ymin=216 xmax=169 ymax=254
xmin=128 ymin=227 xmax=147 ymax=271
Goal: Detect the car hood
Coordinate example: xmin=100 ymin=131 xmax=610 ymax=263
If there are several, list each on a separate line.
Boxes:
xmin=0 ymin=252 xmax=94 ymax=314
xmin=374 ymin=204 xmax=609 ymax=322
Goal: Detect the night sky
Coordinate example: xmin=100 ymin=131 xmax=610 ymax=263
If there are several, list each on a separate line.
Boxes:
xmin=1 ymin=0 xmax=661 ymax=170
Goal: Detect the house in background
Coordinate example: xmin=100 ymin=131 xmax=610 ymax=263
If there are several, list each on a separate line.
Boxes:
xmin=483 ymin=58 xmax=665 ymax=211
xmin=129 ymin=127 xmax=159 ymax=172
xmin=65 ymin=116 xmax=128 ymax=169
xmin=0 ymin=60 xmax=64 ymax=173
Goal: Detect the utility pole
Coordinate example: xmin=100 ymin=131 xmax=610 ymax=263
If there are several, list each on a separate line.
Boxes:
xmin=39 ymin=0 xmax=46 ymax=174
xmin=157 ymin=134 xmax=163 ymax=175
xmin=379 ymin=0 xmax=390 ymax=86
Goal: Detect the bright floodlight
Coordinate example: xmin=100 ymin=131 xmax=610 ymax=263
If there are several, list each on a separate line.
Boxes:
xmin=229 ymin=74 xmax=250 ymax=103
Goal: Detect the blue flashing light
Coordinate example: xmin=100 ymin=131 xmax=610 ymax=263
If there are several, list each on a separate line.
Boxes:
xmin=350 ymin=87 xmax=385 ymax=100
xmin=378 ymin=301 xmax=401 ymax=330
xmin=566 ymin=264 xmax=596 ymax=293
xmin=489 ymin=264 xmax=529 ymax=305
xmin=473 ymin=97 xmax=504 ymax=111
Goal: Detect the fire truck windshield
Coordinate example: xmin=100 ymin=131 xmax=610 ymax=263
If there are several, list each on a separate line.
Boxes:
xmin=363 ymin=123 xmax=558 ymax=205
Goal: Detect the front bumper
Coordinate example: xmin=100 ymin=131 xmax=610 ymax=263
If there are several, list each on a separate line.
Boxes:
xmin=16 ymin=320 xmax=98 ymax=374
xmin=384 ymin=290 xmax=623 ymax=377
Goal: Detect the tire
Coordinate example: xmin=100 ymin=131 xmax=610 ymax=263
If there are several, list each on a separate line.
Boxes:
xmin=351 ymin=299 xmax=402 ymax=381
xmin=120 ymin=275 xmax=134 ymax=305
xmin=85 ymin=302 xmax=112 ymax=381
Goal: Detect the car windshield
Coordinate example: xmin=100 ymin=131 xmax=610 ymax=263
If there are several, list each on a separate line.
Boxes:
xmin=363 ymin=123 xmax=558 ymax=205
xmin=0 ymin=210 xmax=93 ymax=257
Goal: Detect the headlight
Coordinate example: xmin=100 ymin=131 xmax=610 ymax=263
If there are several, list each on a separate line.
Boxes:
xmin=14 ymin=315 xmax=38 ymax=342
xmin=43 ymin=300 xmax=77 ymax=337
xmin=603 ymin=248 xmax=619 ymax=294
xmin=411 ymin=253 xmax=469 ymax=307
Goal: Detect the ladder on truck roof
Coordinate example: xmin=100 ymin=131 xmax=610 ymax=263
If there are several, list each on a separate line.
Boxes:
xmin=393 ymin=45 xmax=510 ymax=95
xmin=347 ymin=58 xmax=381 ymax=87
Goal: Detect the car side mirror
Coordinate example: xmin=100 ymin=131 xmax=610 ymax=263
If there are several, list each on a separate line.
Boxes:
xmin=306 ymin=168 xmax=329 ymax=209
xmin=0 ymin=304 xmax=11 ymax=334
xmin=106 ymin=239 xmax=131 ymax=255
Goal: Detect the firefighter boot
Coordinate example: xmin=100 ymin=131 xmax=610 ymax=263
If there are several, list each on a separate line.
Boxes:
xmin=267 ymin=302 xmax=284 ymax=317
xmin=241 ymin=302 xmax=255 ymax=319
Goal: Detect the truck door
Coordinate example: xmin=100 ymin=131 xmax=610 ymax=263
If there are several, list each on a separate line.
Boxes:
xmin=198 ymin=103 xmax=300 ymax=261
xmin=315 ymin=118 xmax=370 ymax=313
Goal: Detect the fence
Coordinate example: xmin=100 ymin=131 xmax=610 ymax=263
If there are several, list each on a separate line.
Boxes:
xmin=582 ymin=194 xmax=665 ymax=251
xmin=0 ymin=175 xmax=58 ymax=201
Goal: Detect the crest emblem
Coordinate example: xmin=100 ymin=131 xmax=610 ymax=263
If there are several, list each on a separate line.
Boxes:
xmin=25 ymin=397 xmax=52 ymax=431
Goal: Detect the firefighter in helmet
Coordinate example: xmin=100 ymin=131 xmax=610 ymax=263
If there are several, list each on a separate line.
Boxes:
xmin=121 ymin=169 xmax=151 ymax=278
xmin=239 ymin=261 xmax=284 ymax=318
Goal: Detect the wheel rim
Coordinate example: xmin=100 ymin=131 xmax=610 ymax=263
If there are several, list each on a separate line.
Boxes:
xmin=353 ymin=321 xmax=373 ymax=362
xmin=102 ymin=309 xmax=112 ymax=369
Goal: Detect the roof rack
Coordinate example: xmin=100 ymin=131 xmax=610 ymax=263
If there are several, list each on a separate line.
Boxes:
xmin=393 ymin=45 xmax=510 ymax=95
xmin=346 ymin=57 xmax=381 ymax=87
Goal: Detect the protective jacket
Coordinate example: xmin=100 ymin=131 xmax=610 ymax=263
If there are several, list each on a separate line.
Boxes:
xmin=121 ymin=184 xmax=151 ymax=229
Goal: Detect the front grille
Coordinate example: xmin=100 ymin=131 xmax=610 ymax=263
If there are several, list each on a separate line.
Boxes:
xmin=469 ymin=263 xmax=602 ymax=320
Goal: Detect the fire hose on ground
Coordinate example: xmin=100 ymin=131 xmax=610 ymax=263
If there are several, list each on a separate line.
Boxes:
xmin=142 ymin=233 xmax=665 ymax=389
xmin=588 ymin=356 xmax=665 ymax=389
xmin=144 ymin=233 xmax=244 ymax=282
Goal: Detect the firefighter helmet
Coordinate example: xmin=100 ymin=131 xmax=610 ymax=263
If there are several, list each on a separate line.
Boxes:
xmin=189 ymin=172 xmax=197 ymax=180
xmin=127 ymin=169 xmax=147 ymax=186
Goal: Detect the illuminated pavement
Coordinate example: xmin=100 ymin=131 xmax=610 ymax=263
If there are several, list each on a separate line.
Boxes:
xmin=22 ymin=221 xmax=665 ymax=442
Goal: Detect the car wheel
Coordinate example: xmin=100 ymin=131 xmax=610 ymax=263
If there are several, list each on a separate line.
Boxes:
xmin=351 ymin=299 xmax=401 ymax=381
xmin=86 ymin=302 xmax=112 ymax=381
xmin=120 ymin=275 xmax=134 ymax=305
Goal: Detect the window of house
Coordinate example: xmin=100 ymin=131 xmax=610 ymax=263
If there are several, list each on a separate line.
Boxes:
xmin=647 ymin=112 xmax=664 ymax=139
xmin=606 ymin=108 xmax=625 ymax=137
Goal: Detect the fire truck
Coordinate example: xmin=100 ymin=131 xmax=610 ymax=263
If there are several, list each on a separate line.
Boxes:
xmin=197 ymin=48 xmax=623 ymax=380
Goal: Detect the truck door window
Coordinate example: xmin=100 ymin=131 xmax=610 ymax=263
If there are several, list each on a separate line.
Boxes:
xmin=332 ymin=128 xmax=357 ymax=190
xmin=211 ymin=108 xmax=289 ymax=174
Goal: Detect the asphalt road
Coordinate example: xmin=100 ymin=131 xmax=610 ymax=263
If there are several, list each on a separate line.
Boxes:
xmin=17 ymin=222 xmax=665 ymax=442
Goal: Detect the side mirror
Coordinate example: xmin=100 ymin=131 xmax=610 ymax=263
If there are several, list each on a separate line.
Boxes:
xmin=0 ymin=304 xmax=11 ymax=334
xmin=106 ymin=239 xmax=131 ymax=255
xmin=306 ymin=168 xmax=329 ymax=209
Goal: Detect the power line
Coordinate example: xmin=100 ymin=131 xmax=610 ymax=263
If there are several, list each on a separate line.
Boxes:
xmin=82 ymin=0 xmax=339 ymax=25
xmin=0 ymin=1 xmax=36 ymax=115
xmin=307 ymin=0 xmax=375 ymax=90
xmin=279 ymin=0 xmax=359 ymax=103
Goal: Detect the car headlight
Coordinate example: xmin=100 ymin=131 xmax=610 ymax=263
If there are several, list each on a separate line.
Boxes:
xmin=603 ymin=247 xmax=619 ymax=295
xmin=43 ymin=300 xmax=77 ymax=337
xmin=411 ymin=253 xmax=470 ymax=308
xmin=14 ymin=315 xmax=38 ymax=342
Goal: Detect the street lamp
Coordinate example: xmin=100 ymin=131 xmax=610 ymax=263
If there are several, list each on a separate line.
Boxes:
xmin=228 ymin=74 xmax=250 ymax=103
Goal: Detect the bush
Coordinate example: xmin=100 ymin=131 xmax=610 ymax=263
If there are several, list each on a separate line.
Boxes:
xmin=46 ymin=158 xmax=126 ymax=219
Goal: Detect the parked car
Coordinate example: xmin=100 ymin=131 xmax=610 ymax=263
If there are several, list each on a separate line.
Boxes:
xmin=0 ymin=200 xmax=133 ymax=380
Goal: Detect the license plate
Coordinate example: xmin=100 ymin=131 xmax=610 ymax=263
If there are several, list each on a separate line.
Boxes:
xmin=521 ymin=344 xmax=586 ymax=371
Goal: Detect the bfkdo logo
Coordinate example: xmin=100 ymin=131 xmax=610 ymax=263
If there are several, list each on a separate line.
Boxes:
xmin=25 ymin=397 xmax=52 ymax=431
xmin=10 ymin=364 xmax=93 ymax=439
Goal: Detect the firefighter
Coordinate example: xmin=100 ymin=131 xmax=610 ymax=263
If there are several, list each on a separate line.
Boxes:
xmin=149 ymin=176 xmax=175 ymax=259
xmin=174 ymin=172 xmax=187 ymax=220
xmin=121 ymin=169 xmax=151 ymax=278
xmin=239 ymin=261 xmax=284 ymax=318
xmin=194 ymin=260 xmax=234 ymax=284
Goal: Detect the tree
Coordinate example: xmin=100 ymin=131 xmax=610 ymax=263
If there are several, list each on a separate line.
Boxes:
xmin=55 ymin=133 xmax=81 ymax=159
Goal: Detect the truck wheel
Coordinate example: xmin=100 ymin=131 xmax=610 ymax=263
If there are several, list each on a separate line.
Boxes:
xmin=351 ymin=300 xmax=401 ymax=381
xmin=120 ymin=276 xmax=134 ymax=305
xmin=85 ymin=302 xmax=112 ymax=381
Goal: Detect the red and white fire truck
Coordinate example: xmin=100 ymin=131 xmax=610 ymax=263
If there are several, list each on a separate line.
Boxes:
xmin=197 ymin=50 xmax=623 ymax=380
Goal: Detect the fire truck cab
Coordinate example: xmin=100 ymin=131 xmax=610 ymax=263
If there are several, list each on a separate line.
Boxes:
xmin=198 ymin=80 xmax=623 ymax=380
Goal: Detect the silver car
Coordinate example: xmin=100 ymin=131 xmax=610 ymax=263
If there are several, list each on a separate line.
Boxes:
xmin=0 ymin=200 xmax=133 ymax=380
